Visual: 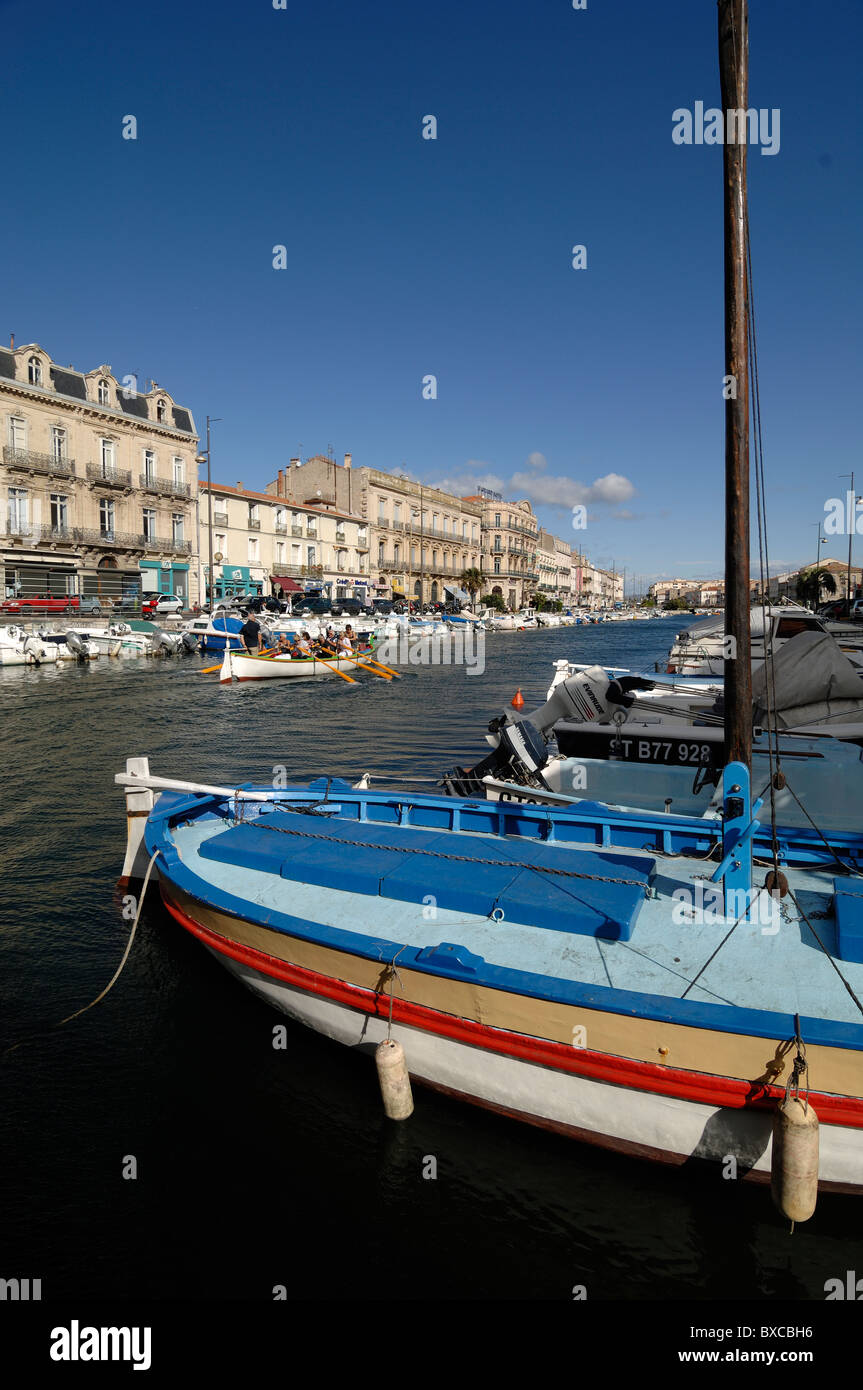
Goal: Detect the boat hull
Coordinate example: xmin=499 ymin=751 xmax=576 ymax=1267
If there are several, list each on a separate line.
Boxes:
xmin=220 ymin=649 xmax=366 ymax=681
xmin=158 ymin=879 xmax=863 ymax=1192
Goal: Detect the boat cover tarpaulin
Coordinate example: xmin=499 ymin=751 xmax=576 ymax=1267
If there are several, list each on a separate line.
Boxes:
xmin=751 ymin=630 xmax=863 ymax=728
xmin=198 ymin=812 xmax=654 ymax=941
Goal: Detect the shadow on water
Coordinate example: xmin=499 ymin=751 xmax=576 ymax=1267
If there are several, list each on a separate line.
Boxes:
xmin=0 ymin=623 xmax=855 ymax=1299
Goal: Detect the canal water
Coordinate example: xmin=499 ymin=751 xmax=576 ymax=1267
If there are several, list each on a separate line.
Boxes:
xmin=0 ymin=618 xmax=856 ymax=1301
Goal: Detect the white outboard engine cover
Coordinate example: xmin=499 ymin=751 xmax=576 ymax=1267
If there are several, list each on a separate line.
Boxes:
xmin=519 ymin=666 xmax=617 ymax=737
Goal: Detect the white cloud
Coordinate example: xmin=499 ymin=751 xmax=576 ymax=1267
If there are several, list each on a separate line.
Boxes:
xmin=430 ymin=453 xmax=636 ymax=515
xmin=509 ymin=467 xmax=636 ymax=509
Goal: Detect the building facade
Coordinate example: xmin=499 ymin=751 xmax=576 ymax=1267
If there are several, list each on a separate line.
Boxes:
xmin=269 ymin=455 xmax=483 ymax=605
xmin=199 ymin=481 xmax=368 ymax=602
xmin=1 ymin=340 xmax=197 ymax=606
xmin=462 ymin=491 xmax=538 ymax=609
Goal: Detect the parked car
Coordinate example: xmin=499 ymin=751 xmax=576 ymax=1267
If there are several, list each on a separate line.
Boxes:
xmin=113 ymin=594 xmax=143 ymax=615
xmin=817 ymin=598 xmax=863 ymax=622
xmin=331 ymin=597 xmax=364 ymax=617
xmin=0 ymin=594 xmax=80 ymax=615
xmin=142 ymin=594 xmax=185 ymax=617
xmin=295 ymin=597 xmax=333 ymax=616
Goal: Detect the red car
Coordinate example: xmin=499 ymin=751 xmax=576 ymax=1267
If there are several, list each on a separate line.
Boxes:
xmin=0 ymin=594 xmax=80 ymax=614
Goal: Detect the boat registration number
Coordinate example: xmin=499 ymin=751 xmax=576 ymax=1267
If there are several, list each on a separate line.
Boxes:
xmin=614 ymin=738 xmax=714 ymax=765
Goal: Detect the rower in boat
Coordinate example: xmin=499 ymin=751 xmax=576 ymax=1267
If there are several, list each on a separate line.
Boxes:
xmin=338 ymin=625 xmax=355 ymax=656
xmin=295 ymin=631 xmax=313 ymax=657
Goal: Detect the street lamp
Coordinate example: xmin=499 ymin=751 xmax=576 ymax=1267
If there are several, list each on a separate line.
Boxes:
xmin=195 ymin=416 xmax=221 ymax=609
xmin=839 ymin=472 xmax=860 ymax=601
xmin=811 ymin=520 xmax=828 ymax=610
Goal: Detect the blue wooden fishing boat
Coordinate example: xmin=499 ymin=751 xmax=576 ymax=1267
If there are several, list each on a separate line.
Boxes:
xmin=117 ymin=764 xmax=863 ymax=1195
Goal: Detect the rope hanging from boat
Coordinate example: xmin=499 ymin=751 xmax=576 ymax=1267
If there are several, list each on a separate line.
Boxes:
xmin=251 ymin=820 xmax=651 ymax=892
xmin=1 ymin=850 xmax=162 ymax=1062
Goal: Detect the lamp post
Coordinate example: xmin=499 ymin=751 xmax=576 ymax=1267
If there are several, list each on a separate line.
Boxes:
xmin=839 ymin=472 xmax=858 ymax=601
xmin=195 ymin=416 xmax=220 ymax=609
xmin=811 ymin=520 xmax=827 ymax=610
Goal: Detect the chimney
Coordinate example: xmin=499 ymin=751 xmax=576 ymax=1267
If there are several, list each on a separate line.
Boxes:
xmin=290 ymin=457 xmax=300 ymax=469
xmin=9 ymin=333 xmax=14 ymax=349
xmin=236 ymin=481 xmax=243 ymax=492
xmin=344 ymin=452 xmax=352 ymax=469
xmin=277 ymin=468 xmax=285 ymax=495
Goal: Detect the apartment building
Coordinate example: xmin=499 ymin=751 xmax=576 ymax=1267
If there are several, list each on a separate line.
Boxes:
xmin=199 ymin=481 xmax=368 ymax=601
xmin=268 ymin=454 xmax=482 ymax=605
xmin=462 ymin=490 xmax=538 ymax=609
xmin=1 ymin=339 xmax=197 ymax=604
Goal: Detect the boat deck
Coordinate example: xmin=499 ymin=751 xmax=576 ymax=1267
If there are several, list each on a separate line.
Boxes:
xmin=153 ymin=790 xmax=863 ymax=1040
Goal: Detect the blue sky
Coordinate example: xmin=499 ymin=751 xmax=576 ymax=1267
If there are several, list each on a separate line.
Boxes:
xmin=3 ymin=0 xmax=860 ymax=591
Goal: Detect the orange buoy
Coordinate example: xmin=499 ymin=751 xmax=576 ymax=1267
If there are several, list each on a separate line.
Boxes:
xmin=511 ymin=688 xmax=525 ymax=709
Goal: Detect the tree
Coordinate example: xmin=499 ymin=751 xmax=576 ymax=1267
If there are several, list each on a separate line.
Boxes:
xmin=796 ymin=567 xmax=837 ymax=610
xmin=461 ymin=567 xmax=483 ymax=608
xmin=481 ymin=591 xmax=506 ymax=612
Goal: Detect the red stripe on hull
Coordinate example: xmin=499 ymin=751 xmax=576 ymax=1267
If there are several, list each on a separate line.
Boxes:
xmin=159 ymin=887 xmax=863 ymax=1128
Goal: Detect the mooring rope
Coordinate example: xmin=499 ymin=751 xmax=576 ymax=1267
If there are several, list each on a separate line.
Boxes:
xmin=1 ymin=849 xmax=161 ymax=1061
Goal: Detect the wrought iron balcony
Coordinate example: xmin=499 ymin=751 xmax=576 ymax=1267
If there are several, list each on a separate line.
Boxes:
xmin=248 ymin=518 xmax=261 ymax=530
xmin=213 ymin=511 xmax=229 ymax=525
xmin=87 ymin=462 xmax=132 ymax=489
xmin=139 ymin=474 xmax=192 ymax=499
xmin=335 ymin=531 xmax=346 ymax=543
xmin=72 ymin=527 xmax=192 ymax=554
xmin=271 ymin=563 xmax=324 ymax=578
xmin=41 ymin=524 xmax=75 ymax=543
xmin=306 ymin=527 xmax=317 ymax=538
xmin=291 ymin=525 xmax=303 ymax=537
xmin=274 ymin=522 xmax=287 ymax=533
xmin=3 ymin=447 xmax=76 ymax=477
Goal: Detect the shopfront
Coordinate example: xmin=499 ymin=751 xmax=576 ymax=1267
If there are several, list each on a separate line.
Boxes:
xmin=141 ymin=559 xmax=190 ymax=600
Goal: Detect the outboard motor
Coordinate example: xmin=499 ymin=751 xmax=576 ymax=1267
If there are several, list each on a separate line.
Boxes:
xmin=181 ymin=631 xmax=199 ymax=654
xmin=65 ymin=631 xmax=88 ymax=662
xmin=154 ymin=629 xmax=180 ymax=656
xmin=442 ymin=667 xmax=655 ymax=797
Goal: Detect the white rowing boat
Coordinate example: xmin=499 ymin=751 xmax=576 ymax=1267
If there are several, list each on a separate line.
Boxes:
xmin=219 ymin=647 xmax=366 ymax=683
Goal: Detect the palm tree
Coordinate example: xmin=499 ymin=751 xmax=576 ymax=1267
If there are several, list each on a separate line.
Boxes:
xmin=461 ymin=567 xmax=483 ymax=610
xmin=796 ymin=567 xmax=837 ymax=610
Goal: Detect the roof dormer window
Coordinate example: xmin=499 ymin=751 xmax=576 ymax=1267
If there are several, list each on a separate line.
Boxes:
xmin=156 ymin=399 xmax=167 ymax=423
xmin=98 ymin=378 xmax=110 ymax=405
xmin=28 ymin=356 xmax=42 ymax=386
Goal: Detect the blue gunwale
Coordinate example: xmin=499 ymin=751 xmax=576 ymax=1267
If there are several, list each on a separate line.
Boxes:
xmin=143 ymin=785 xmax=863 ymax=1055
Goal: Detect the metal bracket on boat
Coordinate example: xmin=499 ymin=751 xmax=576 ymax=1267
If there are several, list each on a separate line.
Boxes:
xmin=708 ymin=761 xmax=764 ymax=921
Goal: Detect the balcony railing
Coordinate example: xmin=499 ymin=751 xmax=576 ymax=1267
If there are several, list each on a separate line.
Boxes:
xmin=87 ymin=462 xmax=132 ymax=489
xmin=335 ymin=531 xmax=346 ymax=543
xmin=274 ymin=522 xmax=287 ymax=534
xmin=213 ymin=511 xmax=229 ymax=526
xmin=291 ymin=525 xmax=303 ymax=537
xmin=248 ymin=518 xmax=261 ymax=530
xmin=139 ymin=474 xmax=191 ymax=498
xmin=3 ymin=447 xmax=76 ymax=477
xmin=72 ymin=527 xmax=192 ymax=553
xmin=306 ymin=527 xmax=317 ymax=538
xmin=377 ymin=518 xmax=389 ymax=528
xmin=270 ymin=564 xmax=324 ymax=578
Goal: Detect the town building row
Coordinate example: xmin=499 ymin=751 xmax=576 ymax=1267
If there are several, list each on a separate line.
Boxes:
xmin=1 ymin=341 xmax=625 ymax=612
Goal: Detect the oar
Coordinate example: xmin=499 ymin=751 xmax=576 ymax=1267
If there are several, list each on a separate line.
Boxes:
xmin=356 ymin=650 xmax=402 ymax=679
xmin=311 ymin=650 xmax=357 ymax=683
xmin=319 ymin=645 xmax=391 ymax=681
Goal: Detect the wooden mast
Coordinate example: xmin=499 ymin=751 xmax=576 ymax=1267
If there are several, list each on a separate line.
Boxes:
xmin=719 ymin=0 xmax=751 ymax=768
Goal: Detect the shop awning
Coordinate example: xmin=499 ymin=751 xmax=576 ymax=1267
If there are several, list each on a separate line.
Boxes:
xmin=444 ymin=584 xmax=472 ymax=603
xmin=271 ymin=576 xmax=303 ymax=593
